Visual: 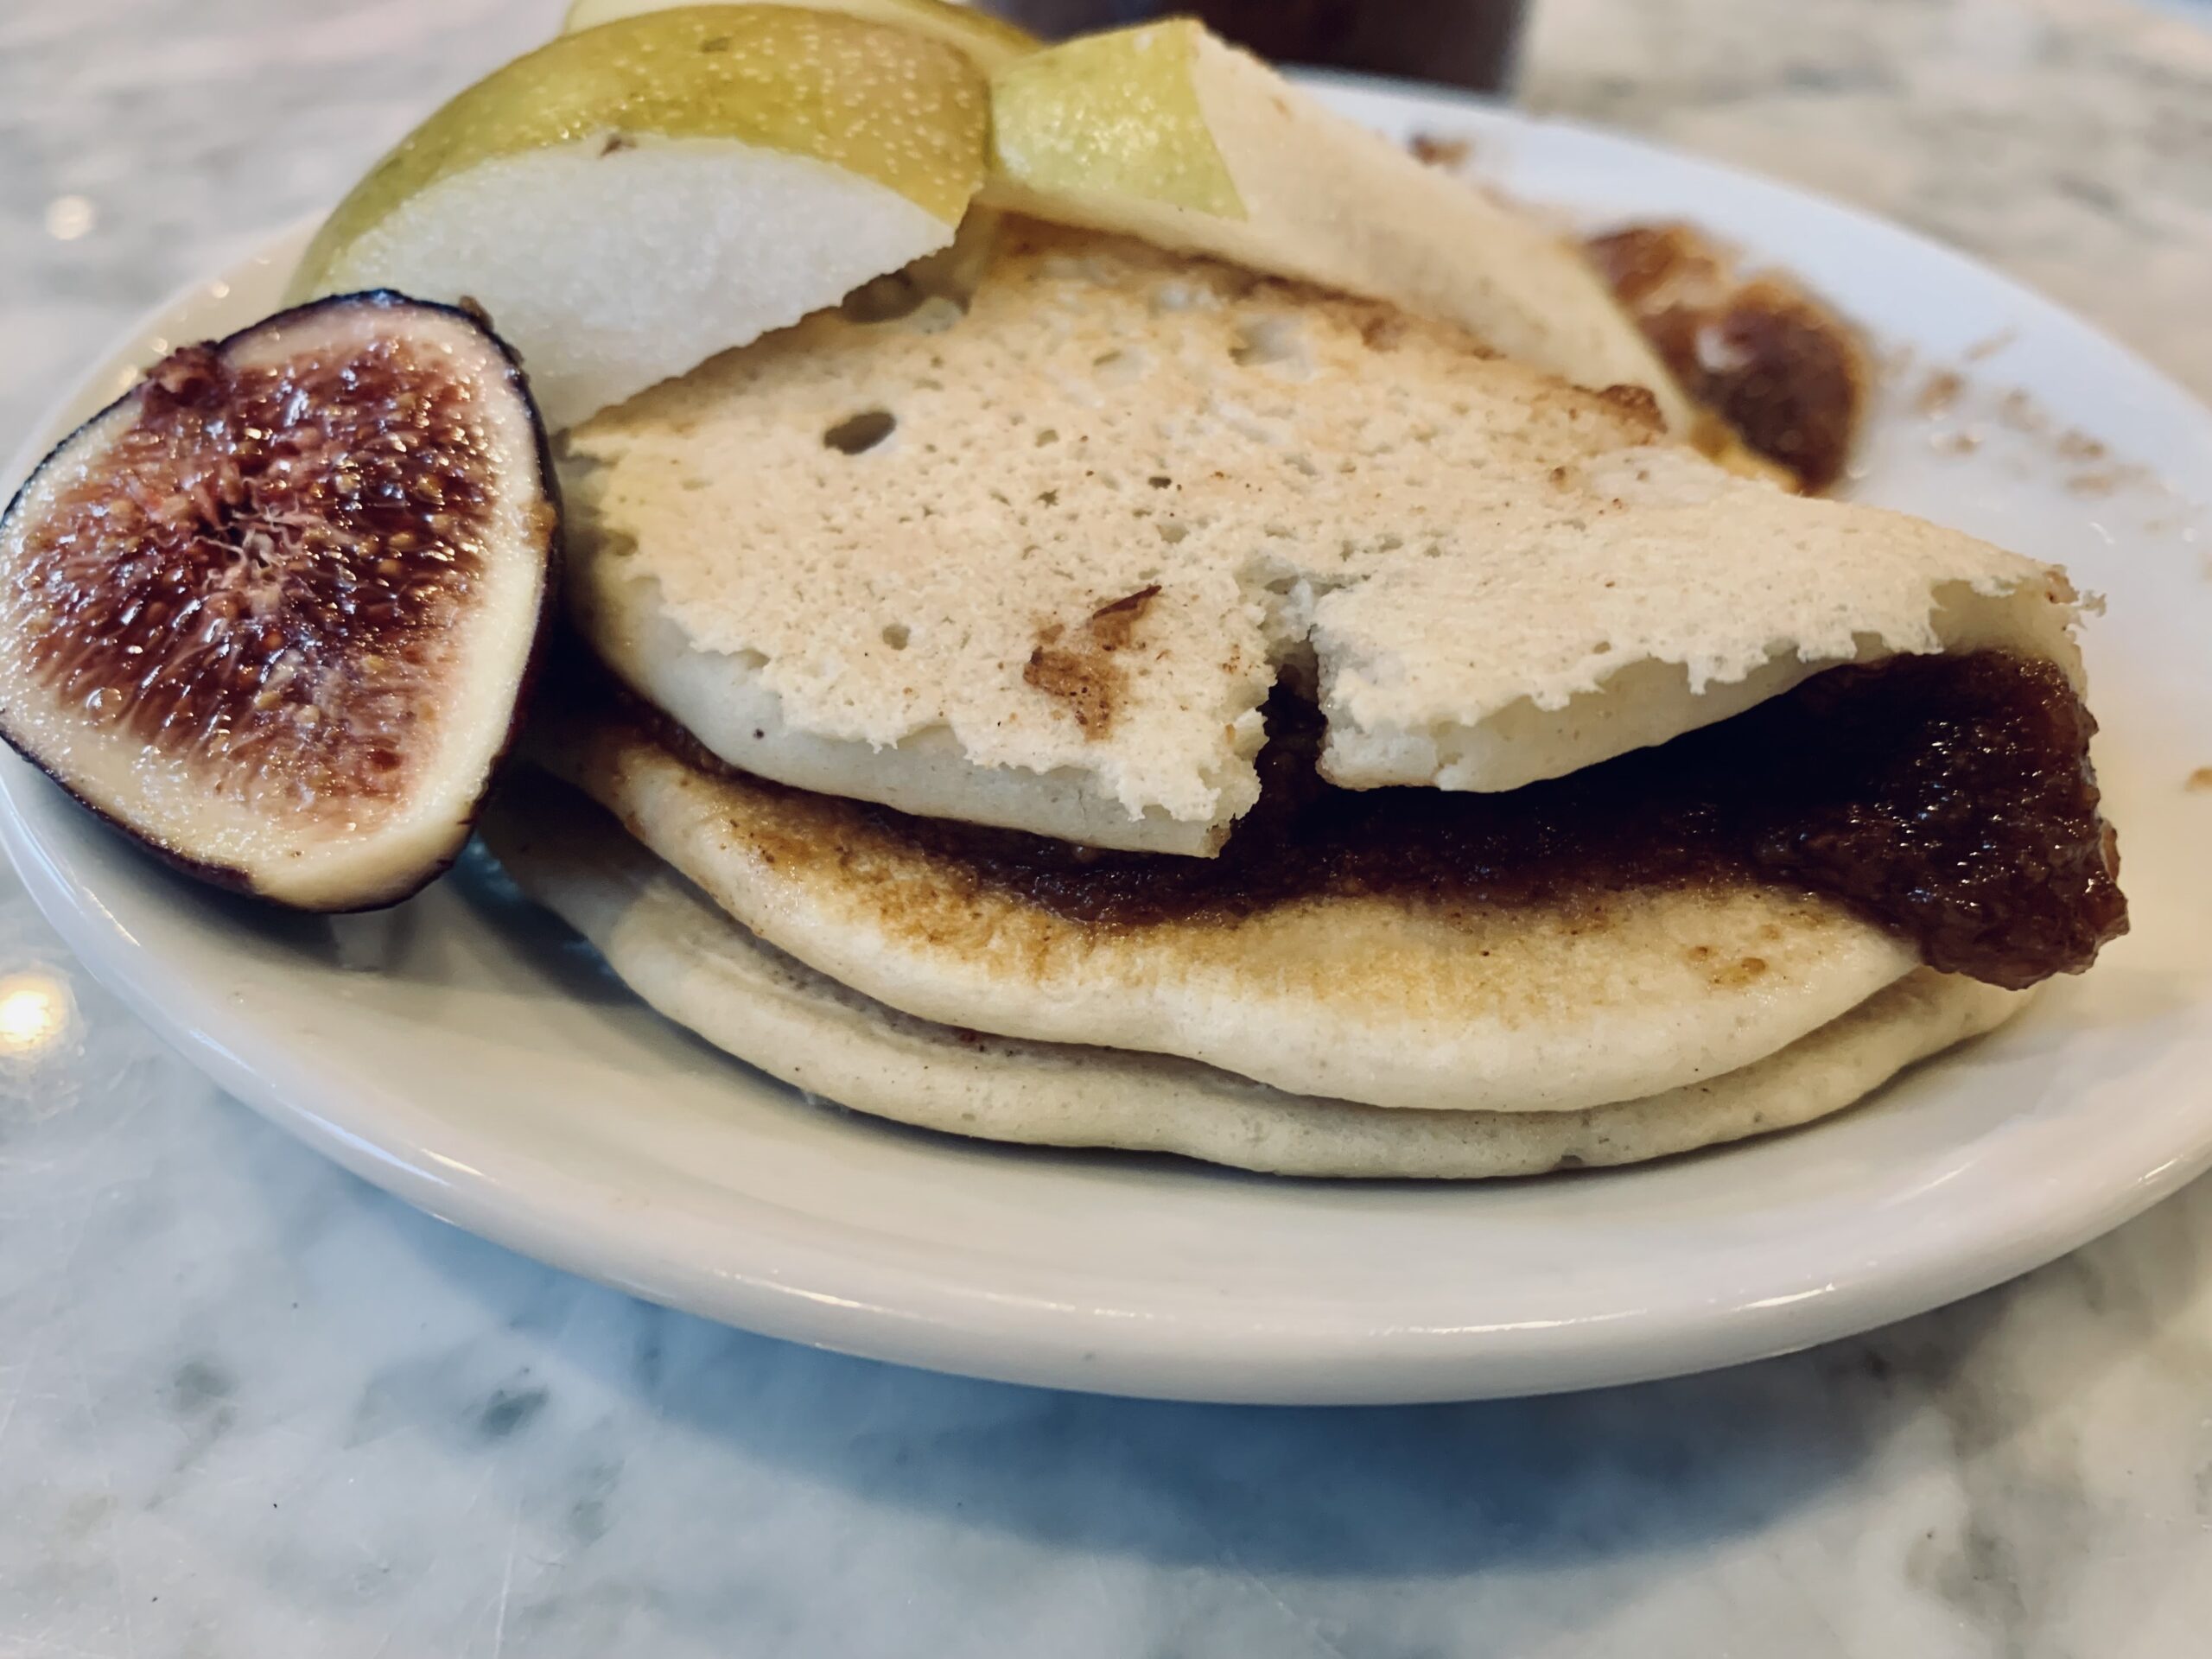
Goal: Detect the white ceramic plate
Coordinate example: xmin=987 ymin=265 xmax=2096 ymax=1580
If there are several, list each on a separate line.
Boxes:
xmin=8 ymin=86 xmax=2212 ymax=1404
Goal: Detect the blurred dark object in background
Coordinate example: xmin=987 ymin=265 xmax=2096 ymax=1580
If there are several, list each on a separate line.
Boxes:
xmin=978 ymin=1 xmax=1529 ymax=92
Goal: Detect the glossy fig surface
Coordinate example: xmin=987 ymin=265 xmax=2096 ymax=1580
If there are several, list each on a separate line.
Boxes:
xmin=0 ymin=292 xmax=557 ymax=909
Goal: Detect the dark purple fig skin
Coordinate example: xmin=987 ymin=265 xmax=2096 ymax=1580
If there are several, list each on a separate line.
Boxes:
xmin=0 ymin=289 xmax=563 ymax=912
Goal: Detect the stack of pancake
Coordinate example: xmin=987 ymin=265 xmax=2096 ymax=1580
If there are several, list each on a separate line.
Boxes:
xmin=486 ymin=220 xmax=2125 ymax=1178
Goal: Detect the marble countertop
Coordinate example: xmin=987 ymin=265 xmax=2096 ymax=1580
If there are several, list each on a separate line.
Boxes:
xmin=5 ymin=0 xmax=2212 ymax=1653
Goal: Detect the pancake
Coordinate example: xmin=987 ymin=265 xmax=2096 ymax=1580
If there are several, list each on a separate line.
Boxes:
xmin=523 ymin=619 xmax=2117 ymax=1116
xmin=563 ymin=221 xmax=2078 ymax=856
xmin=481 ymin=774 xmax=2025 ymax=1179
xmin=528 ymin=218 xmax=2122 ymax=1175
xmin=529 ymin=697 xmax=1923 ymax=1116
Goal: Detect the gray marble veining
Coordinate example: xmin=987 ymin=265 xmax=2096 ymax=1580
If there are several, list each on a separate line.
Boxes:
xmin=5 ymin=2 xmax=2212 ymax=1654
xmin=1522 ymin=0 xmax=2212 ymax=398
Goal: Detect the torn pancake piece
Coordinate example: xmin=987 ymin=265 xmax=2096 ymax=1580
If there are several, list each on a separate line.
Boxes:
xmin=566 ymin=222 xmax=2082 ymax=855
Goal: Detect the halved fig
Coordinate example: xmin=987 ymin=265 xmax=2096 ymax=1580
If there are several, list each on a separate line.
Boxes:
xmin=0 ymin=292 xmax=557 ymax=909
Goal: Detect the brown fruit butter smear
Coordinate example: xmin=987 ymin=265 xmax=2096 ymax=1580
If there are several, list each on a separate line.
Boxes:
xmin=869 ymin=651 xmax=2126 ymax=992
xmin=1585 ymin=224 xmax=1866 ymax=494
xmin=18 ymin=337 xmax=498 ymax=810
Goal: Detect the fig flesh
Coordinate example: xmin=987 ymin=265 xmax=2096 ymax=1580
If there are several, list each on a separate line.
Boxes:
xmin=0 ymin=292 xmax=557 ymax=909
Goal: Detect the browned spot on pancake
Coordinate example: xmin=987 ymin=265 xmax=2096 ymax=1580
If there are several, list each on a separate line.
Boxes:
xmin=1595 ymin=383 xmax=1664 ymax=436
xmin=2187 ymin=766 xmax=2212 ymax=792
xmin=1023 ymin=585 xmax=1162 ymax=737
xmin=1089 ymin=584 xmax=1160 ymax=644
xmin=1709 ymin=955 xmax=1770 ymax=989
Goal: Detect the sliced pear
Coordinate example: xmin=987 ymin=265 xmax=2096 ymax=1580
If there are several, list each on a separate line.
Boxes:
xmin=983 ymin=20 xmax=1696 ymax=430
xmin=560 ymin=0 xmax=1039 ymax=70
xmin=291 ymin=6 xmax=989 ymax=429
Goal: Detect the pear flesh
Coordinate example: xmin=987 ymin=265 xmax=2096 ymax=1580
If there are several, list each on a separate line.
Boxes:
xmin=294 ymin=7 xmax=991 ymax=430
xmin=985 ymin=20 xmax=1696 ymax=431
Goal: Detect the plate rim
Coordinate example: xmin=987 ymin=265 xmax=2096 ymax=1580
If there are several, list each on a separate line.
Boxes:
xmin=6 ymin=83 xmax=2211 ymax=1405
